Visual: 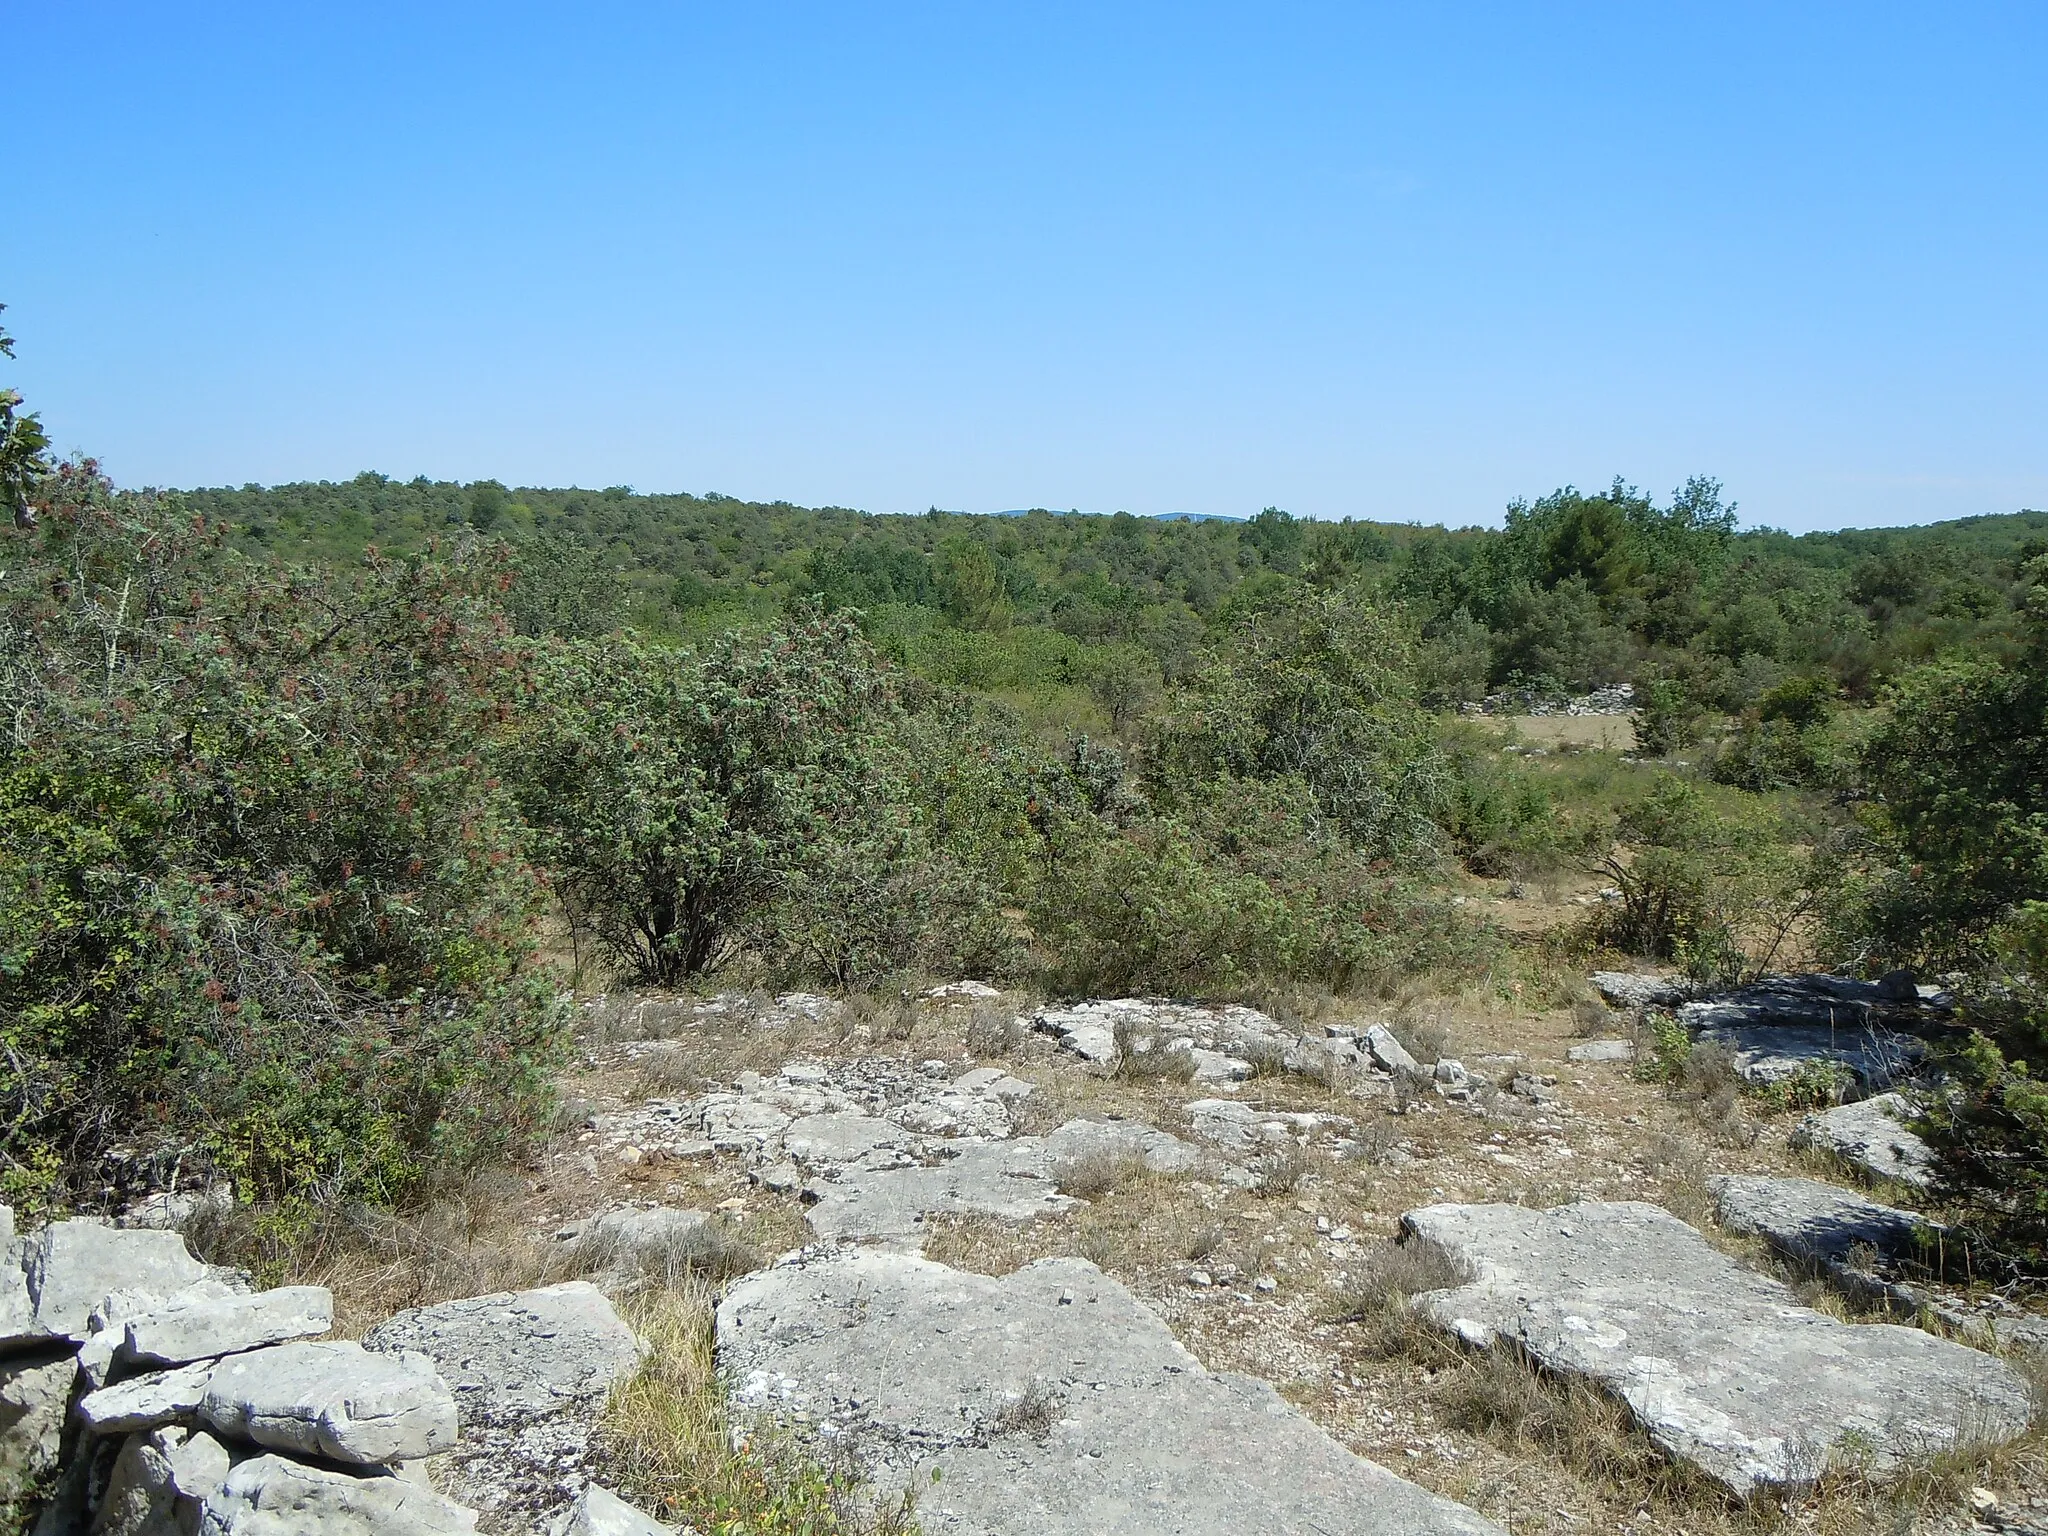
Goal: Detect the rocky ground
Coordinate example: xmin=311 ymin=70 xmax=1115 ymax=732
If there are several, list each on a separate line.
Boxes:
xmin=505 ymin=972 xmax=2047 ymax=1535
xmin=16 ymin=971 xmax=2047 ymax=1535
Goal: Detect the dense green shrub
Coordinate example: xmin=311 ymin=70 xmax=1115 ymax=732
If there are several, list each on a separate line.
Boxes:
xmin=1914 ymin=906 xmax=2048 ymax=1272
xmin=0 ymin=466 xmax=565 ymax=1210
xmin=1631 ymin=677 xmax=1705 ymax=756
xmin=1585 ymin=777 xmax=1817 ymax=982
xmin=1436 ymin=732 xmax=1591 ymax=878
xmin=1028 ymin=777 xmax=1493 ymax=998
xmin=1848 ymin=569 xmax=2048 ymax=1265
xmin=1145 ymin=589 xmax=1450 ymax=863
xmin=512 ymin=611 xmax=1014 ymax=988
xmin=1847 ymin=638 xmax=2048 ymax=968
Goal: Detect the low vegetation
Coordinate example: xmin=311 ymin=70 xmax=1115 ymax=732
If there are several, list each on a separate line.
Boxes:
xmin=599 ymin=1286 xmax=921 ymax=1536
xmin=2 ymin=306 xmax=2046 ymax=1276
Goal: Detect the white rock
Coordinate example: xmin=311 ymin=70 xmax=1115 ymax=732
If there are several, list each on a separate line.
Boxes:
xmin=4 ymin=1222 xmax=211 ymax=1347
xmin=118 ymin=1189 xmax=233 ymax=1233
xmin=96 ymin=1425 xmax=231 ymax=1536
xmin=926 ymin=981 xmax=1002 ymax=1001
xmin=0 ymin=1349 xmax=76 ymax=1493
xmin=200 ymin=1341 xmax=457 ymax=1465
xmin=1709 ymin=1174 xmax=1940 ymax=1304
xmin=1565 ymin=1038 xmax=1634 ymax=1063
xmin=196 ymin=1452 xmax=478 ymax=1535
xmin=548 ymin=1484 xmax=674 ymax=1536
xmin=123 ymin=1287 xmax=333 ymax=1367
xmin=79 ymin=1360 xmax=217 ymax=1433
xmin=361 ymin=1282 xmax=644 ymax=1431
xmin=1588 ymin=972 xmax=1690 ymax=1010
xmin=1792 ymin=1093 xmax=1935 ymax=1188
xmin=1401 ymin=1200 xmax=2032 ymax=1494
xmin=1361 ymin=1025 xmax=1419 ymax=1075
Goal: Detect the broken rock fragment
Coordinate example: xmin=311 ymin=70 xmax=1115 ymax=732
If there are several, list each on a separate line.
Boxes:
xmin=199 ymin=1340 xmax=457 ymax=1466
xmin=121 ymin=1285 xmax=333 ymax=1367
xmin=1709 ymin=1174 xmax=1943 ymax=1302
xmin=79 ymin=1360 xmax=217 ymax=1434
xmin=1791 ymin=1093 xmax=1935 ymax=1188
xmin=548 ymin=1483 xmax=675 ymax=1536
xmin=194 ymin=1452 xmax=477 ymax=1535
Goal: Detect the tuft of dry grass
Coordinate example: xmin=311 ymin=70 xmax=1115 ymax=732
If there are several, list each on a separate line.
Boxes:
xmin=1109 ymin=1018 xmax=1197 ymax=1083
xmin=1251 ymin=1141 xmax=1315 ymax=1198
xmin=1051 ymin=1147 xmax=1148 ymax=1200
xmin=549 ymin=1213 xmax=771 ymax=1293
xmin=1572 ymin=996 xmax=1619 ymax=1037
xmin=965 ymin=1003 xmax=1025 ymax=1059
xmin=598 ymin=1282 xmax=921 ymax=1536
xmin=987 ymin=1380 xmax=1061 ymax=1443
xmin=1330 ymin=1238 xmax=1469 ymax=1321
xmin=630 ymin=1042 xmax=704 ymax=1099
xmin=1390 ymin=1012 xmax=1455 ymax=1067
xmin=183 ymin=1171 xmax=548 ymax=1335
xmin=1672 ymin=1041 xmax=1756 ymax=1148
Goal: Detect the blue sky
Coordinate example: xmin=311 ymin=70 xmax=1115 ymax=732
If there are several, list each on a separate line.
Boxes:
xmin=5 ymin=4 xmax=2043 ymax=530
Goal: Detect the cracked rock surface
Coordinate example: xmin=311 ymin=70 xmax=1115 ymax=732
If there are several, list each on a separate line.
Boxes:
xmin=1791 ymin=1093 xmax=1935 ymax=1187
xmin=595 ymin=1060 xmax=1244 ymax=1246
xmin=362 ymin=1282 xmax=648 ymax=1529
xmin=1398 ymin=1199 xmax=2032 ymax=1495
xmin=716 ymin=1248 xmax=1506 ymax=1536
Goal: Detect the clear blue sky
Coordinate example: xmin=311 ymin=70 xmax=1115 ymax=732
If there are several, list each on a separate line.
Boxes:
xmin=6 ymin=4 xmax=2043 ymax=531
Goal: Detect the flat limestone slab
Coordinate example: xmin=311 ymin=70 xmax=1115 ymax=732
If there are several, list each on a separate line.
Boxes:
xmin=1399 ymin=1201 xmax=2031 ymax=1495
xmin=122 ymin=1285 xmax=333 ymax=1366
xmin=1565 ymin=1038 xmax=1634 ymax=1064
xmin=362 ymin=1282 xmax=645 ymax=1430
xmin=1710 ymin=1175 xmax=1937 ymax=1271
xmin=1589 ymin=972 xmax=1690 ymax=1011
xmin=716 ymin=1249 xmax=1505 ymax=1536
xmin=1687 ymin=1022 xmax=1919 ymax=1090
xmin=798 ymin=1117 xmax=1237 ymax=1244
xmin=549 ymin=1484 xmax=675 ymax=1536
xmin=1792 ymin=1094 xmax=1936 ymax=1188
xmin=363 ymin=1282 xmax=646 ymax=1530
xmin=801 ymin=1142 xmax=1077 ymax=1243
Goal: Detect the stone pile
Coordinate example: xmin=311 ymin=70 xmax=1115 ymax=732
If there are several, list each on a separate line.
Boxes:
xmin=0 ymin=1213 xmax=672 ymax=1536
xmin=587 ymin=1059 xmax=1256 ymax=1246
xmin=1024 ymin=998 xmax=1530 ymax=1112
xmin=1460 ymin=682 xmax=1635 ymax=717
xmin=0 ymin=1212 xmax=469 ymax=1533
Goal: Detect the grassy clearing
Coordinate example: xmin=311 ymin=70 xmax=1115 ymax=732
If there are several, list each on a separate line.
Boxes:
xmin=598 ymin=1282 xmax=922 ymax=1536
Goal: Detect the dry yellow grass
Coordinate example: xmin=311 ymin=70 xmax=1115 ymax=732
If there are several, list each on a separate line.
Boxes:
xmin=596 ymin=1282 xmax=922 ymax=1536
